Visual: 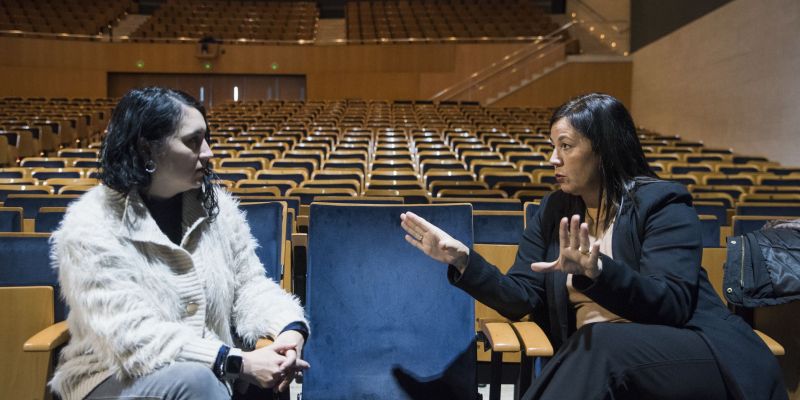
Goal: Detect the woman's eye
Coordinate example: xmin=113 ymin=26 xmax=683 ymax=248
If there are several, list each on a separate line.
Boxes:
xmin=560 ymin=143 xmax=571 ymax=150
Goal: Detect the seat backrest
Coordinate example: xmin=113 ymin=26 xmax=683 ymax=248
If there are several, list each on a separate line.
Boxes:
xmin=4 ymin=194 xmax=80 ymax=219
xmin=303 ymin=203 xmax=476 ymax=399
xmin=432 ymin=197 xmax=521 ymax=211
xmin=34 ymin=206 xmax=66 ymax=233
xmin=239 ymin=202 xmax=286 ymax=284
xmin=736 ymin=202 xmax=800 ymax=217
xmin=524 ymin=201 xmax=541 ymax=228
xmin=701 ymin=247 xmax=730 ymax=302
xmin=699 ymin=214 xmax=721 ymax=248
xmin=474 ymin=210 xmax=524 ymax=244
xmin=732 ymin=215 xmax=795 ymax=236
xmin=0 ymin=231 xmax=65 ymax=397
xmin=0 ymin=206 xmax=23 ymax=232
xmin=0 ymin=233 xmax=63 ymax=319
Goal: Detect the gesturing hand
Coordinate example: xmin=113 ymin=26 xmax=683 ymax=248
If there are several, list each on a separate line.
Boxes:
xmin=531 ymin=214 xmax=602 ymax=279
xmin=400 ymin=211 xmax=470 ymax=273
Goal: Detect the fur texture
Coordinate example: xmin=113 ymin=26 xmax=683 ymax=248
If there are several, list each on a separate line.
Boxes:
xmin=49 ymin=185 xmax=306 ymax=400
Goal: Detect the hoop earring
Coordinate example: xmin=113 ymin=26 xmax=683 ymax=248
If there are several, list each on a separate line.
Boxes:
xmin=144 ymin=160 xmax=157 ymax=173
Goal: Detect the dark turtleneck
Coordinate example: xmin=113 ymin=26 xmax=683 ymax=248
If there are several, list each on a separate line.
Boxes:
xmin=142 ymin=192 xmax=184 ymax=246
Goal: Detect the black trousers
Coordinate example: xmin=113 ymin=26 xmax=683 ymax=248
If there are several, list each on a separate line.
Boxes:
xmin=523 ymin=322 xmax=730 ymax=400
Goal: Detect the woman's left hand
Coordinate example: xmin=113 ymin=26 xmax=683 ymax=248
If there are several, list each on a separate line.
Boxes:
xmin=272 ymin=330 xmax=309 ymax=392
xmin=531 ymin=214 xmax=602 ymax=279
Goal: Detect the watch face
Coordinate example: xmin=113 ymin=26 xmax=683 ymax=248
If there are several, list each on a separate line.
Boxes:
xmin=225 ymin=355 xmax=244 ymax=374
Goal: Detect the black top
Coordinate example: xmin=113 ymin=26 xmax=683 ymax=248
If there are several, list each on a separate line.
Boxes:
xmin=142 ymin=193 xmax=183 ymax=245
xmin=451 ymin=179 xmax=785 ymax=400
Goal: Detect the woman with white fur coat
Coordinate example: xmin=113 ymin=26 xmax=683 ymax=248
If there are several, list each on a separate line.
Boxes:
xmin=50 ymin=87 xmax=308 ymax=400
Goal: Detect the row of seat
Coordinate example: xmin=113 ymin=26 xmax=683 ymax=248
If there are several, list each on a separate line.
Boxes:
xmin=346 ymin=0 xmax=560 ymax=42
xmin=131 ymin=0 xmax=317 ymax=42
xmin=1 ymin=201 xmax=785 ymax=400
xmin=0 ymin=0 xmax=132 ymax=36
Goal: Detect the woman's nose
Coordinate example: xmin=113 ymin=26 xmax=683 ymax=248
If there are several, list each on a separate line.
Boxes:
xmin=549 ymin=149 xmax=561 ymax=166
xmin=200 ymin=140 xmax=213 ymax=160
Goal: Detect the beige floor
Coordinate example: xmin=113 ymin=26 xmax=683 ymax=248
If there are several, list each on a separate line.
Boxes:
xmin=290 ymin=383 xmax=517 ymax=399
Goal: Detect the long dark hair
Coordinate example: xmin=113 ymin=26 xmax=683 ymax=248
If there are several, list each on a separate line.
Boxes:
xmin=549 ymin=93 xmax=657 ymax=226
xmin=99 ymin=87 xmax=218 ymax=219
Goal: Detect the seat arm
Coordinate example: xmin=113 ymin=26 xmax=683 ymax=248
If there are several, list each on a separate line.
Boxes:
xmin=480 ymin=319 xmax=520 ymax=353
xmin=24 ymin=321 xmax=70 ymax=352
xmin=255 ymin=338 xmax=274 ymax=350
xmin=754 ymin=329 xmax=785 ymax=356
xmin=511 ymin=321 xmax=554 ymax=357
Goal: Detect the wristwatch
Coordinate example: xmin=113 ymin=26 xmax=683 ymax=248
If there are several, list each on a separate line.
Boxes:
xmin=223 ymin=348 xmax=244 ymax=380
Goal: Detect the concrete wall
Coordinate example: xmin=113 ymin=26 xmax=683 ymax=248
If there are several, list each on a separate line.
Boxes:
xmin=631 ymin=0 xmax=800 ymax=167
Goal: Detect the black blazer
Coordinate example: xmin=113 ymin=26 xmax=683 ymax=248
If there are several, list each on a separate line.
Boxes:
xmin=450 ymin=179 xmax=785 ymax=400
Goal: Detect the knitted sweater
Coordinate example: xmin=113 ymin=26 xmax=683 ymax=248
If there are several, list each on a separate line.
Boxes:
xmin=49 ymin=185 xmax=307 ymax=400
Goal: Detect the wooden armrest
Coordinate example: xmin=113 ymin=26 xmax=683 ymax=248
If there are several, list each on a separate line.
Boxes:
xmin=256 ymin=338 xmax=274 ymax=350
xmin=511 ymin=321 xmax=554 ymax=357
xmin=479 ymin=319 xmax=520 ymax=353
xmin=291 ymin=232 xmax=307 ymax=246
xmin=754 ymin=329 xmax=785 ymax=356
xmin=24 ymin=321 xmax=70 ymax=351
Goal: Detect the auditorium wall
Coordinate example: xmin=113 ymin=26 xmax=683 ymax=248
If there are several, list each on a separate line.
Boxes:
xmin=631 ymin=0 xmax=800 ymax=167
xmin=0 ymin=37 xmax=529 ymax=101
xmin=491 ymin=57 xmax=632 ymax=108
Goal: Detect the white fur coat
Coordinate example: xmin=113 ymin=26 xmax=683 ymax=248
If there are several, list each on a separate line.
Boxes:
xmin=49 ymin=185 xmax=306 ymax=400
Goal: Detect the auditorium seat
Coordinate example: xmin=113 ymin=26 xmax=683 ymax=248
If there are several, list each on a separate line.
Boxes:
xmin=240 ymin=201 xmax=289 ymax=288
xmin=699 ymin=215 xmax=722 ymax=248
xmin=33 ymin=207 xmax=65 ymax=233
xmin=473 ymin=210 xmax=524 ymax=244
xmin=236 ymin=179 xmax=297 ymax=195
xmin=437 ymin=188 xmax=508 ymax=198
xmin=732 ymin=215 xmax=795 ymax=236
xmin=735 ymin=202 xmax=800 ymax=217
xmin=363 ymin=189 xmax=430 ymax=204
xmin=301 ymin=179 xmax=361 ymax=192
xmin=303 ymin=203 xmax=480 ymax=398
xmin=431 ymin=197 xmax=521 ymax=212
xmin=286 ymin=187 xmax=357 ymax=204
xmin=0 ymin=233 xmax=65 ymax=400
xmin=0 ymin=206 xmax=23 ymax=232
xmin=255 ymin=168 xmax=309 ymax=185
xmin=228 ymin=187 xmax=281 ymax=198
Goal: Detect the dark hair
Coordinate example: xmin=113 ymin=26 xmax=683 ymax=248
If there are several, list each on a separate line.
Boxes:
xmin=99 ymin=87 xmax=218 ymax=219
xmin=549 ymin=93 xmax=657 ymax=226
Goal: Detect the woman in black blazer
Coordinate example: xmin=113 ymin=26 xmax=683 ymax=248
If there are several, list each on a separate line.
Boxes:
xmin=401 ymin=93 xmax=785 ymax=399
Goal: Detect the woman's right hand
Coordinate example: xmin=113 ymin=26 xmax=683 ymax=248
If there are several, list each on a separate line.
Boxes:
xmin=241 ymin=343 xmax=294 ymax=389
xmin=400 ymin=211 xmax=470 ymax=273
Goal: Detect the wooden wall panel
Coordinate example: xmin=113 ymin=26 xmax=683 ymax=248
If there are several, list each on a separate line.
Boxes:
xmin=0 ymin=37 xmax=526 ymax=101
xmin=491 ymin=59 xmax=633 ymax=108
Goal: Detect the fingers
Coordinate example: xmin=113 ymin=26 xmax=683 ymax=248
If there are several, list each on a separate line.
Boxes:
xmin=276 ymin=357 xmax=311 ymax=393
xmin=277 ymin=375 xmax=292 ymax=392
xmin=558 ymin=217 xmax=568 ymax=249
xmin=269 ymin=342 xmax=298 ymax=354
xmin=400 ymin=212 xmax=428 ymax=241
xmin=579 ymin=222 xmax=591 ymax=254
xmin=589 ymin=240 xmax=601 ymax=268
xmin=404 ymin=234 xmax=427 ymax=252
xmin=531 ymin=260 xmax=557 ymax=273
xmin=569 ymin=214 xmax=581 ymax=250
xmin=279 ymin=349 xmax=297 ymax=371
xmin=294 ymin=358 xmax=311 ymax=369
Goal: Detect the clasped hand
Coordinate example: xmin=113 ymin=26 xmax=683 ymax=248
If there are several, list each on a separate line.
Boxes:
xmin=242 ymin=330 xmax=309 ymax=392
xmin=531 ymin=214 xmax=601 ymax=279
